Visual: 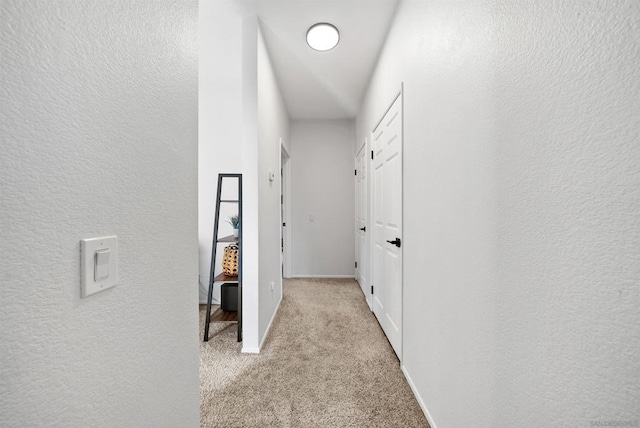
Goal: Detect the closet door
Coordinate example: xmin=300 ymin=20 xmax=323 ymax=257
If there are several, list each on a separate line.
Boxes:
xmin=372 ymin=91 xmax=403 ymax=359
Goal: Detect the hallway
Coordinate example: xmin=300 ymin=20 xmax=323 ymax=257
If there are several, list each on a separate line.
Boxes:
xmin=3 ymin=1 xmax=638 ymax=426
xmin=200 ymin=279 xmax=428 ymax=427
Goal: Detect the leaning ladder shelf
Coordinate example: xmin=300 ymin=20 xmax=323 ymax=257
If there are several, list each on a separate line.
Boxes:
xmin=204 ymin=173 xmax=243 ymax=342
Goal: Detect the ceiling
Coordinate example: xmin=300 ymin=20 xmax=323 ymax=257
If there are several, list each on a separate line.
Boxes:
xmin=250 ymin=0 xmax=399 ymax=120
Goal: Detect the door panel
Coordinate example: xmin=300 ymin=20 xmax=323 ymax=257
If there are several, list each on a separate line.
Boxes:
xmin=373 ymin=144 xmax=384 ymax=314
xmin=373 ymin=242 xmax=384 ymax=313
xmin=372 ymin=91 xmax=403 ymax=359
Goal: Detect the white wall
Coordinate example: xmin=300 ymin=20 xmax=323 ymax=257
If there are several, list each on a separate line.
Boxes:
xmin=240 ymin=12 xmax=260 ymax=352
xmin=358 ymin=1 xmax=640 ymax=427
xmin=0 ymin=1 xmax=199 ymax=426
xmin=257 ymin=27 xmax=290 ymax=348
xmin=199 ymin=0 xmax=244 ymax=304
xmin=239 ymin=13 xmax=262 ymax=352
xmin=291 ymin=120 xmax=355 ymax=277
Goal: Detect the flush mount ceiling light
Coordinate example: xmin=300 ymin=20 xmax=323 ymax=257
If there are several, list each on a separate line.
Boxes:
xmin=306 ymin=23 xmax=340 ymax=51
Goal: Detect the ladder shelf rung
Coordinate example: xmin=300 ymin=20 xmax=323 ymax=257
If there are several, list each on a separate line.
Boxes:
xmin=214 ymin=273 xmax=239 ymax=283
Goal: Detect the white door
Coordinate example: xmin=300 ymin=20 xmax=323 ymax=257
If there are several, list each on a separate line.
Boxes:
xmin=372 ymin=91 xmax=403 ymax=359
xmin=355 ymin=143 xmax=369 ymax=307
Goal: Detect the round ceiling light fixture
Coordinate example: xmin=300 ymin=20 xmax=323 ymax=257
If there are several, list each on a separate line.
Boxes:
xmin=306 ymin=23 xmax=340 ymax=51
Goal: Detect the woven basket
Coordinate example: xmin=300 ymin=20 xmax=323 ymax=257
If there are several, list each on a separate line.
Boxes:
xmin=222 ymin=244 xmax=239 ymax=277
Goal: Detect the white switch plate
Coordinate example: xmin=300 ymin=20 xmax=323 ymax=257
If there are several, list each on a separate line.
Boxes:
xmin=81 ymin=236 xmax=117 ymax=297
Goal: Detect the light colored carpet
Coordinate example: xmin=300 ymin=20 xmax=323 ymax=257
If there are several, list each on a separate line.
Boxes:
xmin=200 ymin=278 xmax=429 ymax=428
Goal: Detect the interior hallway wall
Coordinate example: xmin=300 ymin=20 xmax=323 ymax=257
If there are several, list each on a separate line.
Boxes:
xmin=357 ymin=1 xmax=640 ymax=427
xmin=290 ymin=120 xmax=355 ymax=277
xmin=256 ymin=26 xmax=290 ymax=350
xmin=1 ymin=1 xmax=200 ymax=426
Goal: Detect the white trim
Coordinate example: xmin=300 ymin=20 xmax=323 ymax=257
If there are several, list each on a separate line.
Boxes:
xmin=401 ymin=365 xmax=438 ymax=428
xmin=366 ymin=133 xmax=372 ymax=312
xmin=241 ymin=293 xmax=283 ymax=354
xmin=400 ymin=82 xmax=404 ymax=362
xmin=356 ymin=139 xmax=367 ymax=157
xmin=281 ymin=143 xmax=292 ymax=279
xmin=354 ymin=153 xmax=360 ymax=283
xmin=281 ymin=139 xmax=290 ymax=157
xmin=290 ymin=275 xmax=355 ymax=279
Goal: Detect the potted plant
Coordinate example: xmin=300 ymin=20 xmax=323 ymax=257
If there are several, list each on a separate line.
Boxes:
xmin=227 ymin=214 xmax=240 ymax=237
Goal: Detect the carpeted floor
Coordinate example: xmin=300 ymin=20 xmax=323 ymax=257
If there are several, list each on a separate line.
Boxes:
xmin=200 ymin=278 xmax=429 ymax=428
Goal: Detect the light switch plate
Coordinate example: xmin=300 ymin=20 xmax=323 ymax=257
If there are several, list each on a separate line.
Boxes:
xmin=81 ymin=236 xmax=117 ymax=297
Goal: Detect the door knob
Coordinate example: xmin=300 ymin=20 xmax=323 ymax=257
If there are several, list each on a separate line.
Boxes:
xmin=386 ymin=238 xmax=401 ymax=248
xmin=360 ymin=227 xmax=366 ymax=232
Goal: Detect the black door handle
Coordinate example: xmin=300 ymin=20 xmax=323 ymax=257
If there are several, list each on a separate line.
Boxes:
xmin=386 ymin=238 xmax=401 ymax=248
xmin=359 ymin=227 xmax=366 ymax=232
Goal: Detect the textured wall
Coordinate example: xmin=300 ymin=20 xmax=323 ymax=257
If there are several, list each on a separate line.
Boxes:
xmin=291 ymin=120 xmax=356 ymax=277
xmin=0 ymin=1 xmax=200 ymax=426
xmin=493 ymin=2 xmax=640 ymax=425
xmin=357 ymin=1 xmax=640 ymax=427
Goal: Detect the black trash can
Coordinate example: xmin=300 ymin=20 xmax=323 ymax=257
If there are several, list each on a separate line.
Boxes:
xmin=221 ymin=282 xmax=238 ymax=312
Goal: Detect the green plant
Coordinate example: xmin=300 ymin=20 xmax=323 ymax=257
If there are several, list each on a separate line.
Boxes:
xmin=227 ymin=214 xmax=240 ymax=229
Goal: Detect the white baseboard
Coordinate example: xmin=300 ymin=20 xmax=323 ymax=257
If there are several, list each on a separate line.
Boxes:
xmin=241 ymin=293 xmax=283 ymax=354
xmin=290 ymin=275 xmax=355 ymax=279
xmin=401 ymin=365 xmax=438 ymax=428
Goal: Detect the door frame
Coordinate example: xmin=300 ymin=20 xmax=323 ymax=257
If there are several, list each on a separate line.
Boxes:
xmin=280 ymin=141 xmax=292 ymax=279
xmin=355 ymin=139 xmax=372 ymax=309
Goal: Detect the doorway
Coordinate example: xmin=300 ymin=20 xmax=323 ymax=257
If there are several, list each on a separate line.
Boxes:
xmin=281 ymin=142 xmax=292 ymax=279
xmin=355 ymin=139 xmax=370 ymax=309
